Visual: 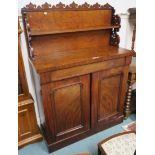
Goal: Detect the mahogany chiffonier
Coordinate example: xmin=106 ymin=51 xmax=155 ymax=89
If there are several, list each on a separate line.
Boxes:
xmin=21 ymin=2 xmax=134 ymax=152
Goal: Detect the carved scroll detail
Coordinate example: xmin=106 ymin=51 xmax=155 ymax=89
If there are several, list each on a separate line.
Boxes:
xmin=79 ymin=2 xmax=90 ymax=8
xmin=66 ymin=1 xmax=78 ymax=8
xmin=110 ymin=28 xmax=120 ymax=46
xmin=23 ymin=2 xmax=37 ymax=9
xmin=91 ymin=3 xmax=101 ymax=9
xmin=22 ymin=13 xmax=35 ymax=59
xmin=41 ymin=2 xmax=51 ymax=9
xmin=56 ymin=2 xmax=65 ymax=8
xmin=110 ymin=14 xmax=121 ymax=46
xmin=101 ymin=3 xmax=113 ymax=9
xmin=22 ymin=2 xmax=113 ymax=11
xmin=112 ymin=15 xmax=121 ymax=26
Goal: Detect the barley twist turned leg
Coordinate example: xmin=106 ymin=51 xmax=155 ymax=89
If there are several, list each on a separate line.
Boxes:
xmin=124 ymin=82 xmax=132 ymax=119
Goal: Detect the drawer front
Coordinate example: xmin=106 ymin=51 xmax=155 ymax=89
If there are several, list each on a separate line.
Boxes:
xmin=51 ymin=58 xmax=125 ymax=82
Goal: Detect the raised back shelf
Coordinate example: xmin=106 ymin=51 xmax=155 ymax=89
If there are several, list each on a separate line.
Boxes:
xmin=22 ymin=2 xmax=121 ymax=60
xmin=30 ymin=25 xmax=120 ymax=36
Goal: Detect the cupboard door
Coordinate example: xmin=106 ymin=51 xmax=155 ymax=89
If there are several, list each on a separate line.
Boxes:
xmin=41 ymin=75 xmax=90 ymax=141
xmin=91 ymin=67 xmax=128 ymax=129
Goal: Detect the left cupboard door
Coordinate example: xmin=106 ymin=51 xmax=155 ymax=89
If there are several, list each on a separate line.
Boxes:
xmin=41 ymin=75 xmax=90 ymax=142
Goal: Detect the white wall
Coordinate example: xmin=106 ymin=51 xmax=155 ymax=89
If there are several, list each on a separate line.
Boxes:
xmin=18 ymin=0 xmax=136 ymax=125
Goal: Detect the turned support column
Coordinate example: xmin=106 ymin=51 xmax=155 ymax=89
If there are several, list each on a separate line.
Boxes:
xmin=124 ymin=8 xmax=136 ymax=119
xmin=124 ymin=71 xmax=136 ymax=119
xmin=125 ymin=81 xmax=132 ymax=119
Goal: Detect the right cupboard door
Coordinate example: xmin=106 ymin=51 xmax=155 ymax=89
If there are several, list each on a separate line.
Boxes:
xmin=91 ymin=67 xmax=128 ymax=131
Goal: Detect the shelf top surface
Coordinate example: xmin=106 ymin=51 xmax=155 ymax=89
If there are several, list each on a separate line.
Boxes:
xmin=31 ymin=46 xmax=134 ymax=73
xmin=30 ymin=25 xmax=120 ymax=36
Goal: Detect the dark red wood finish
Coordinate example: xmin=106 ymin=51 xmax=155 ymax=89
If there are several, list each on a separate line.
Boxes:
xmin=22 ymin=2 xmax=134 ymax=152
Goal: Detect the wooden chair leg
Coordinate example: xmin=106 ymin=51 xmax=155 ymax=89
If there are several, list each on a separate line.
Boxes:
xmin=124 ymin=81 xmax=132 ymax=119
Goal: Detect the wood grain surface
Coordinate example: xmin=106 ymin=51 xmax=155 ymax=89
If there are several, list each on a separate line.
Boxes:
xmin=22 ymin=2 xmax=134 ymax=152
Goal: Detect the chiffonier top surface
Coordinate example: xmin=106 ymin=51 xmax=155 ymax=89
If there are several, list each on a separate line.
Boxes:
xmin=22 ymin=2 xmax=134 ymax=73
xmin=32 ymin=46 xmax=133 ymax=73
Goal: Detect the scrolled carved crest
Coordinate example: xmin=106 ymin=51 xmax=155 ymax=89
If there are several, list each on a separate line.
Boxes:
xmin=41 ymin=2 xmax=51 ymax=9
xmin=22 ymin=2 xmax=113 ymax=11
xmin=23 ymin=2 xmax=37 ymax=9
xmin=101 ymin=3 xmax=113 ymax=9
xmin=79 ymin=2 xmax=90 ymax=8
xmin=56 ymin=2 xmax=65 ymax=8
xmin=91 ymin=3 xmax=101 ymax=9
xmin=66 ymin=1 xmax=78 ymax=8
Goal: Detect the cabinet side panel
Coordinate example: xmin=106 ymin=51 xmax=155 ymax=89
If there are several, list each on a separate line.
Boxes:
xmin=29 ymin=60 xmax=45 ymax=125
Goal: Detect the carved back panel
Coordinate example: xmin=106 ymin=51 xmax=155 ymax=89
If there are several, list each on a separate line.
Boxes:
xmin=31 ymin=30 xmax=110 ymax=58
xmin=25 ymin=10 xmax=112 ymax=34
